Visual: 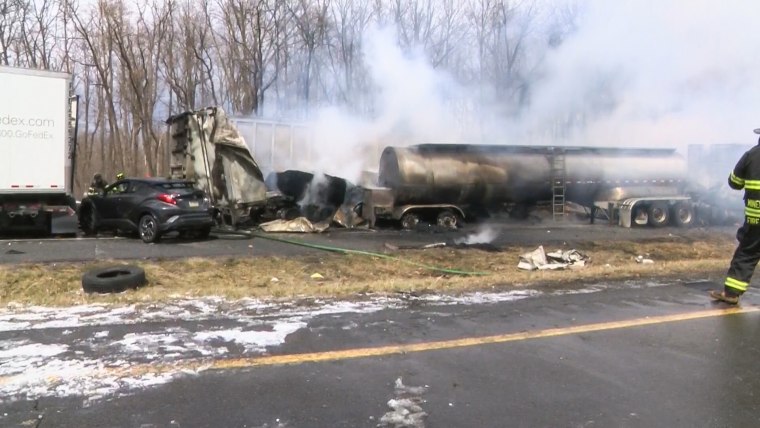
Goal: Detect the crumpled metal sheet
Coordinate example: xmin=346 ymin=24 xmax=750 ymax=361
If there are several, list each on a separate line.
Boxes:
xmin=167 ymin=107 xmax=267 ymax=211
xmin=259 ymin=217 xmax=330 ymax=233
xmin=518 ymin=246 xmax=589 ymax=271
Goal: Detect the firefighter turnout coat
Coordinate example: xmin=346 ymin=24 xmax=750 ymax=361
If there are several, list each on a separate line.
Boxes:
xmin=725 ymin=143 xmax=760 ymax=294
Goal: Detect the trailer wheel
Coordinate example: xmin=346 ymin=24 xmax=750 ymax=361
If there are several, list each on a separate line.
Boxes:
xmin=79 ymin=203 xmax=99 ymax=236
xmin=632 ymin=205 xmax=649 ymax=227
xmin=437 ymin=210 xmax=459 ymax=229
xmin=647 ymin=202 xmax=670 ymax=227
xmin=400 ymin=212 xmax=420 ymax=230
xmin=82 ymin=265 xmax=147 ymax=294
xmin=671 ymin=202 xmax=694 ymax=227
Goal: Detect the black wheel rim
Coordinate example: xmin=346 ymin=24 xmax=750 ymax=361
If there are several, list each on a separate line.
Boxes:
xmin=140 ymin=216 xmax=156 ymax=241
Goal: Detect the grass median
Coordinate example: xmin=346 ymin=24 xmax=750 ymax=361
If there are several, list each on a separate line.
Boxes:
xmin=0 ymin=230 xmax=739 ymax=307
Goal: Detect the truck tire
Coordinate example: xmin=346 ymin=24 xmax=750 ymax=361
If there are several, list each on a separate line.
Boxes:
xmin=647 ymin=202 xmax=670 ymax=227
xmin=671 ymin=202 xmax=694 ymax=227
xmin=632 ymin=205 xmax=649 ymax=227
xmin=400 ymin=212 xmax=420 ymax=230
xmin=138 ymin=213 xmax=161 ymax=243
xmin=437 ymin=210 xmax=459 ymax=229
xmin=79 ymin=203 xmax=99 ymax=236
xmin=82 ymin=265 xmax=147 ymax=294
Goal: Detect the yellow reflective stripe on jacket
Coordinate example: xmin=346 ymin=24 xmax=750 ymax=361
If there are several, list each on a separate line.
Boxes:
xmin=725 ymin=277 xmax=748 ymax=292
xmin=745 ymin=206 xmax=760 ymax=218
xmin=745 ymin=179 xmax=760 ymax=190
xmin=731 ymin=172 xmax=746 ymax=186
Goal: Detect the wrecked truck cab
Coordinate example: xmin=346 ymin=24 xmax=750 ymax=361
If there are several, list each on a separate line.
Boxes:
xmin=165 ymin=107 xmax=298 ymax=228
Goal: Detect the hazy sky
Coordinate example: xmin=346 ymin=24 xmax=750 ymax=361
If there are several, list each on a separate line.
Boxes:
xmin=299 ymin=0 xmax=760 ymax=179
xmin=521 ymin=0 xmax=760 ymax=149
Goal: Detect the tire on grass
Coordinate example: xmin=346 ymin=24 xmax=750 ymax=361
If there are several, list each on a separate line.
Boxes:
xmin=82 ymin=265 xmax=147 ymax=294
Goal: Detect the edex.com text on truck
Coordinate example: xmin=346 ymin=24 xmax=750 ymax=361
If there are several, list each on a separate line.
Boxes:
xmin=0 ymin=115 xmax=56 ymax=140
xmin=0 ymin=115 xmax=56 ymax=127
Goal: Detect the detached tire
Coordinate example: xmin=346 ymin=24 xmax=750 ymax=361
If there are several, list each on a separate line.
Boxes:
xmin=82 ymin=265 xmax=147 ymax=294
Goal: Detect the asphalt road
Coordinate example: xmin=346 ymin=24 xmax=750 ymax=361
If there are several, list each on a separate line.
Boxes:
xmin=0 ymin=220 xmax=737 ymax=264
xmin=2 ymin=276 xmax=759 ymax=427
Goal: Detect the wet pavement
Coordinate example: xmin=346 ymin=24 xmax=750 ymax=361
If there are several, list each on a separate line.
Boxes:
xmin=0 ymin=222 xmax=736 ymax=264
xmin=2 ymin=276 xmax=759 ymax=427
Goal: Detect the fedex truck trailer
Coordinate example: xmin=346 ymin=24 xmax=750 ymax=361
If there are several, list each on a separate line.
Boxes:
xmin=0 ymin=66 xmax=79 ymax=235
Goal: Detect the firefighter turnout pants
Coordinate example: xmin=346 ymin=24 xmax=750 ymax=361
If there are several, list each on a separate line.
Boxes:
xmin=726 ymin=223 xmax=760 ymax=295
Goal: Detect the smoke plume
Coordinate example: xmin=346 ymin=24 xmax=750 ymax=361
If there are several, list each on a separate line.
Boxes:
xmin=303 ymin=1 xmax=760 ymax=181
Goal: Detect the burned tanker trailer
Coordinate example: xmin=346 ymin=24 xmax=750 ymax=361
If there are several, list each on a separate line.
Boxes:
xmin=362 ymin=144 xmax=695 ymax=229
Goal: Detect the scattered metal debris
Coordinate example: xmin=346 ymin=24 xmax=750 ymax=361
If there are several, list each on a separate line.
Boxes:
xmin=635 ymin=255 xmax=655 ymax=264
xmin=259 ymin=217 xmax=330 ymax=233
xmin=518 ymin=246 xmax=589 ymax=271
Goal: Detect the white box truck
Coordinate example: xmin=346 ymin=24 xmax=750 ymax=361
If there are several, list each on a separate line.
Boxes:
xmin=0 ymin=66 xmax=79 ymax=235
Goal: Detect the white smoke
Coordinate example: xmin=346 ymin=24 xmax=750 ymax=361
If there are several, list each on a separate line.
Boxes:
xmin=300 ymin=1 xmax=760 ymax=180
xmin=454 ymin=225 xmax=499 ymax=245
xmin=516 ymin=0 xmax=760 ymax=150
xmin=306 ymin=25 xmax=464 ymax=182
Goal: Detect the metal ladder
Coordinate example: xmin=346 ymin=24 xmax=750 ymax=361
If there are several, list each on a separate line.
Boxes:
xmin=550 ymin=148 xmax=566 ymax=221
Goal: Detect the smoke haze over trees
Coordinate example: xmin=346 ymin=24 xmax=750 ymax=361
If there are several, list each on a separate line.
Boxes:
xmin=1 ymin=0 xmax=758 ymax=189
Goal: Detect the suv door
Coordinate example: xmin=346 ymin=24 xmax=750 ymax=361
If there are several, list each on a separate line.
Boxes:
xmin=96 ymin=181 xmax=131 ymax=225
xmin=116 ymin=181 xmax=150 ymax=228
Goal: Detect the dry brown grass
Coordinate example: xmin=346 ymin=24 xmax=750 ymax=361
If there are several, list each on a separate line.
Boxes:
xmin=0 ymin=235 xmax=738 ymax=307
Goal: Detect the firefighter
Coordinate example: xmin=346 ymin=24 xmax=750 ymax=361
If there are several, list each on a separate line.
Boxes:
xmin=711 ymin=128 xmax=760 ymax=304
xmin=87 ymin=173 xmax=108 ymax=196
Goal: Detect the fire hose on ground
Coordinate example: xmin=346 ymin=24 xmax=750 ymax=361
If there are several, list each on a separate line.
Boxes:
xmin=251 ymin=232 xmax=489 ymax=277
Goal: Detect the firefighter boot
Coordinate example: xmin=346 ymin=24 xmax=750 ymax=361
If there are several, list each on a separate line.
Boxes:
xmin=709 ymin=290 xmax=741 ymax=305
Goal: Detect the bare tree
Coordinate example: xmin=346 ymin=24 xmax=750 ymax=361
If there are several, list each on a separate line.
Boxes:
xmin=213 ymin=0 xmax=287 ymax=115
xmin=162 ymin=0 xmax=219 ymax=111
xmin=324 ymin=0 xmax=375 ymax=109
xmin=286 ymin=0 xmax=329 ymax=115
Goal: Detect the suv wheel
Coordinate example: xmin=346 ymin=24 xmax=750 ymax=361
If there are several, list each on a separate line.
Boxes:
xmin=80 ymin=204 xmax=99 ymax=236
xmin=138 ymin=214 xmax=161 ymax=243
xmin=197 ymin=226 xmax=211 ymax=240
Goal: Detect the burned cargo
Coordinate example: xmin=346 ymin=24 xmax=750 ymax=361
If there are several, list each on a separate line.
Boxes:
xmin=267 ymin=170 xmax=348 ymax=222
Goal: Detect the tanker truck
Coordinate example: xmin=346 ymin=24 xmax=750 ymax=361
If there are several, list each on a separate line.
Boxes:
xmin=362 ymin=144 xmax=700 ymax=229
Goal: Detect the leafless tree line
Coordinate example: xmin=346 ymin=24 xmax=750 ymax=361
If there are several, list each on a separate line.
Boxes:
xmin=0 ymin=0 xmax=576 ymax=194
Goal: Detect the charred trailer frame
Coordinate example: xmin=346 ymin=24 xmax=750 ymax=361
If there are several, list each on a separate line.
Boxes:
xmin=363 ymin=144 xmax=695 ymax=229
xmin=165 ymin=107 xmax=296 ymax=228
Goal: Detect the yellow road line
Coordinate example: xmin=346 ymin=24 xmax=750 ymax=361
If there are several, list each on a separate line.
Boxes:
xmin=2 ymin=306 xmax=757 ymax=386
xmin=111 ymin=306 xmax=759 ymax=377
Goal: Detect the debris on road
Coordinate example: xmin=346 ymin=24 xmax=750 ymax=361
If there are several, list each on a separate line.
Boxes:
xmin=378 ymin=377 xmax=428 ymax=428
xmin=310 ymin=273 xmax=325 ymax=281
xmin=259 ymin=217 xmax=330 ymax=233
xmin=635 ymin=255 xmax=655 ymax=264
xmin=518 ymin=246 xmax=589 ymax=271
xmin=384 ymin=241 xmax=501 ymax=252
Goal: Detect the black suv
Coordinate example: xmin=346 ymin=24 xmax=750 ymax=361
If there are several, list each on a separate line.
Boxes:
xmin=78 ymin=178 xmax=214 ymax=243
